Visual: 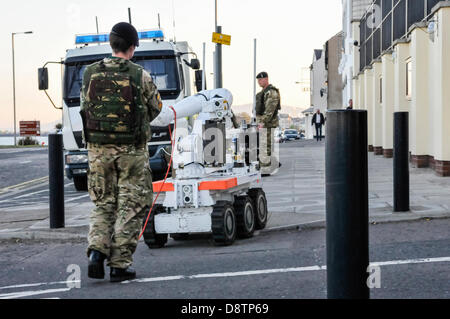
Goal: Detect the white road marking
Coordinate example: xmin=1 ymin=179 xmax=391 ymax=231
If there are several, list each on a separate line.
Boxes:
xmin=0 ymin=288 xmax=71 ymax=299
xmin=0 ymin=228 xmax=24 ymax=233
xmin=189 ymin=266 xmax=325 ymax=279
xmin=0 ymin=183 xmax=80 ymax=206
xmin=123 ymin=256 xmax=450 ymax=285
xmin=19 ymin=161 xmax=32 ymax=164
xmin=65 ymin=194 xmax=90 ymax=203
xmin=371 ymin=257 xmax=450 ymax=267
xmin=14 ymin=189 xmax=48 ymax=199
xmin=0 ymin=280 xmax=80 ymax=291
xmin=124 ymin=266 xmax=325 ymax=285
xmin=2 ymin=257 xmax=449 ymax=298
xmin=7 ymin=182 xmax=73 ymax=200
xmin=127 ymin=275 xmax=185 ymax=284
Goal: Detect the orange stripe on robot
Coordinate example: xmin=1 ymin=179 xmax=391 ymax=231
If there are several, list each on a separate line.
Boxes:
xmin=152 ymin=181 xmax=175 ymax=192
xmin=152 ymin=178 xmax=239 ymax=193
xmin=198 ymin=178 xmax=238 ymax=191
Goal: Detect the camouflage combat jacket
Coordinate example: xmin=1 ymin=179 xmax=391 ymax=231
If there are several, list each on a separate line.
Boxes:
xmin=255 ymin=84 xmax=281 ymax=128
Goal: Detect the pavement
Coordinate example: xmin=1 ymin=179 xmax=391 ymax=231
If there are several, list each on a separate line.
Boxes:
xmin=0 ymin=139 xmax=449 ymax=241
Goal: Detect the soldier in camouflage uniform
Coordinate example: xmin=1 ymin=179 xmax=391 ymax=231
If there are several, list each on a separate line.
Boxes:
xmin=255 ymin=72 xmax=281 ymax=175
xmin=80 ymin=22 xmax=162 ymax=283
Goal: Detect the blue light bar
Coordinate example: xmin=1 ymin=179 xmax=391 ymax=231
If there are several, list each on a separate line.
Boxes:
xmin=138 ymin=30 xmax=164 ymax=40
xmin=75 ymin=34 xmax=109 ymax=45
xmin=75 ymin=29 xmax=164 ymax=45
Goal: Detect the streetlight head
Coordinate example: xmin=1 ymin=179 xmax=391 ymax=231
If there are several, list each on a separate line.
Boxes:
xmin=25 ymin=31 xmax=33 ymax=34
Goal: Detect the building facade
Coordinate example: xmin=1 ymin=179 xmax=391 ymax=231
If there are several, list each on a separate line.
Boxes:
xmin=352 ymin=0 xmax=450 ymax=176
xmin=326 ymin=32 xmax=344 ymax=109
xmin=308 ymin=50 xmax=327 ymax=140
xmin=308 ymin=32 xmax=345 ymax=139
xmin=310 ymin=50 xmax=328 ymax=113
xmin=340 ymin=0 xmax=373 ymax=108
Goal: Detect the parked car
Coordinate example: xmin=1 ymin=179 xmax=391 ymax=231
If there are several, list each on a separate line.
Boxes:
xmin=282 ymin=129 xmax=300 ymax=141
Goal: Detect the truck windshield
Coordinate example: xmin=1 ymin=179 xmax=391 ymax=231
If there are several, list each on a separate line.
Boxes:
xmin=133 ymin=57 xmax=180 ymax=97
xmin=64 ymin=56 xmax=181 ymax=106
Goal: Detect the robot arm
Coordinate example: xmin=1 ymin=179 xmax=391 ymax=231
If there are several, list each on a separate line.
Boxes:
xmin=150 ymin=88 xmax=233 ymax=127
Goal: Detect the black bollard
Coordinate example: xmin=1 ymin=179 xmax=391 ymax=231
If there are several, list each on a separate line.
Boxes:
xmin=394 ymin=112 xmax=410 ymax=212
xmin=325 ymin=110 xmax=369 ymax=299
xmin=49 ymin=133 xmax=65 ymax=229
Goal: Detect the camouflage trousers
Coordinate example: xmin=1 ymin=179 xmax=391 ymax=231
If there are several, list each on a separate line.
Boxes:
xmin=259 ymin=127 xmax=274 ymax=167
xmin=86 ymin=143 xmax=153 ymax=269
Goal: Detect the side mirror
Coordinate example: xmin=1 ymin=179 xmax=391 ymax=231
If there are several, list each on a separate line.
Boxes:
xmin=189 ymin=59 xmax=201 ymax=70
xmin=195 ymin=70 xmax=205 ymax=92
xmin=38 ymin=68 xmax=49 ymax=91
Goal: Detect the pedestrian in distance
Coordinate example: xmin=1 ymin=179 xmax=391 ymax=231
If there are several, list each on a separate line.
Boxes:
xmin=346 ymin=98 xmax=354 ymax=110
xmin=311 ymin=109 xmax=326 ymax=142
xmin=80 ymin=22 xmax=163 ymax=283
xmin=255 ymin=71 xmax=282 ymax=176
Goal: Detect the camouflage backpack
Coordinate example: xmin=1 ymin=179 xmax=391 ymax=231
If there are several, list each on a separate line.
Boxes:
xmin=80 ymin=59 xmax=145 ymax=145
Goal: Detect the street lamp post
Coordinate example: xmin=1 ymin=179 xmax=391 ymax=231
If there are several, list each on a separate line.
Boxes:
xmin=12 ymin=31 xmax=33 ymax=146
xmin=214 ymin=0 xmax=223 ymax=89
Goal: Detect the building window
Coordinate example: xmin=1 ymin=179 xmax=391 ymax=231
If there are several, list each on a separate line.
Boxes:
xmin=406 ymin=58 xmax=412 ymax=99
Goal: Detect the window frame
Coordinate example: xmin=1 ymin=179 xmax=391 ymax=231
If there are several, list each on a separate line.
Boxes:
xmin=406 ymin=58 xmax=412 ymax=100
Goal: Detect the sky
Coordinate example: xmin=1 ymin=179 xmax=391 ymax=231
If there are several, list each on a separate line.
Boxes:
xmin=0 ymin=0 xmax=342 ymax=131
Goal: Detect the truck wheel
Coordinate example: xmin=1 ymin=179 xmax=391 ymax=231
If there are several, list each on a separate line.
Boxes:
xmin=73 ymin=176 xmax=88 ymax=192
xmin=211 ymin=202 xmax=236 ymax=246
xmin=170 ymin=233 xmax=190 ymax=241
xmin=249 ymin=189 xmax=268 ymax=230
xmin=142 ymin=205 xmax=168 ymax=249
xmin=234 ymin=196 xmax=255 ymax=239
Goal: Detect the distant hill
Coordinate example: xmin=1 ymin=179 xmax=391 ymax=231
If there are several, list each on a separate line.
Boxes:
xmin=232 ymin=104 xmax=307 ymax=118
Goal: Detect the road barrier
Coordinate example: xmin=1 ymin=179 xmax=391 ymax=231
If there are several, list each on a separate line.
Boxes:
xmin=325 ymin=110 xmax=370 ymax=299
xmin=394 ymin=112 xmax=410 ymax=212
xmin=48 ymin=133 xmax=64 ymax=228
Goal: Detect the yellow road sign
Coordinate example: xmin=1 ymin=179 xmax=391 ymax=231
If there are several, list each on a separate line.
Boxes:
xmin=212 ymin=32 xmax=231 ymax=46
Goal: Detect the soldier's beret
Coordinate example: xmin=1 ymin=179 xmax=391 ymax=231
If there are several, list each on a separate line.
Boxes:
xmin=111 ymin=22 xmax=139 ymax=47
xmin=256 ymin=72 xmax=268 ymax=79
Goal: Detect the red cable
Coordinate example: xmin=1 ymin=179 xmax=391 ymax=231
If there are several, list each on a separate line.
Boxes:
xmin=139 ymin=106 xmax=177 ymax=240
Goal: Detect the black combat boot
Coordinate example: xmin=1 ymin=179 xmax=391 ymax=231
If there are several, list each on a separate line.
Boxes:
xmin=88 ymin=250 xmax=107 ymax=279
xmin=110 ymin=267 xmax=137 ymax=283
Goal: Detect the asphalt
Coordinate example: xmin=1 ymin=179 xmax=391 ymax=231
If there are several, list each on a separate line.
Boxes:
xmin=0 ymin=218 xmax=448 ymax=299
xmin=0 ymin=140 xmax=450 ymax=241
xmin=0 ymin=147 xmax=48 ymax=189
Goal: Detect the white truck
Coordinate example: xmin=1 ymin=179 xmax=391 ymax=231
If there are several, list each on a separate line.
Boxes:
xmin=39 ymin=30 xmax=202 ymax=191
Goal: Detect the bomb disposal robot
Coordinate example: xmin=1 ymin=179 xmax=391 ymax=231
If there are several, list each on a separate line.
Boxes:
xmin=143 ymin=88 xmax=268 ymax=247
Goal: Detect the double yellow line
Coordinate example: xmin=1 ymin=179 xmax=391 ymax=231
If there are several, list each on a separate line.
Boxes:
xmin=0 ymin=176 xmax=49 ymax=194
